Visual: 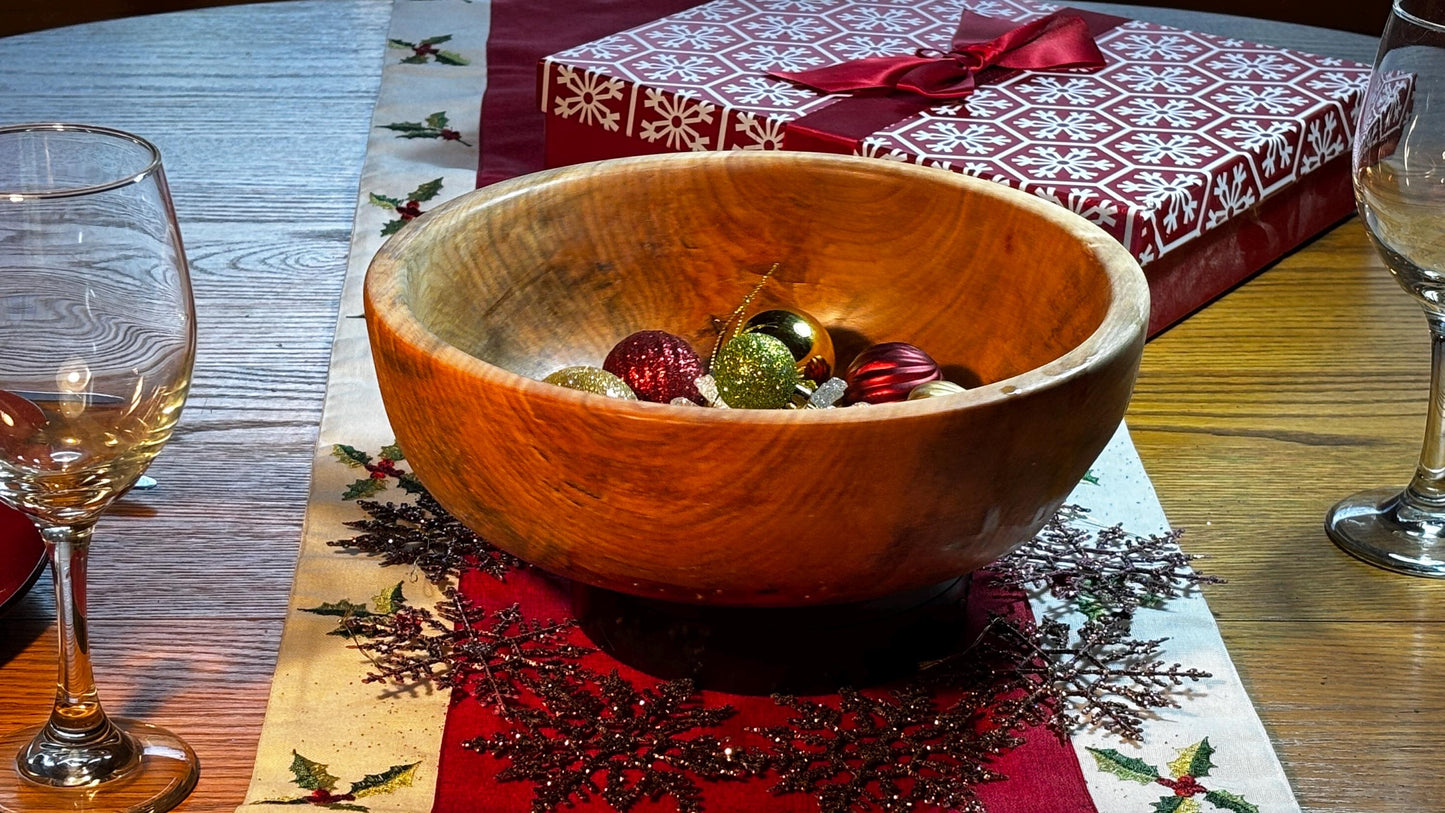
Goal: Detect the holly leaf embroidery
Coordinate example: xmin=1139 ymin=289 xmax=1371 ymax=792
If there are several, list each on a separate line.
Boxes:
xmin=386 ymin=38 xmax=415 ymax=49
xmin=332 ymin=444 xmax=372 ymax=468
xmin=371 ymin=582 xmax=406 ymax=615
xmin=1087 ymin=747 xmax=1161 ymax=784
xmin=434 ymin=50 xmax=470 ymax=66
xmin=397 ymin=472 xmax=426 ymax=495
xmin=380 ymin=121 xmax=431 ymax=136
xmin=299 ymin=599 xmax=373 ymax=618
xmin=380 ymin=219 xmax=407 ymax=236
xmin=379 ymin=444 xmax=405 ymax=462
xmin=343 ymin=477 xmax=388 ymax=501
xmin=349 ymin=761 xmax=421 ymax=798
xmin=368 ymin=193 xmax=403 ymax=210
xmin=1204 ymin=789 xmax=1259 ymax=813
xmin=409 ymin=178 xmax=444 ymax=202
xmin=288 ymin=751 xmax=339 ymax=792
xmin=1075 ymin=594 xmax=1107 ymax=621
xmin=1151 ymin=798 xmax=1201 ymax=813
xmin=1168 ymin=738 xmax=1216 ymax=780
xmin=425 ymin=111 xmax=449 ymax=129
xmin=418 ymin=35 xmax=453 ymax=46
xmin=400 ymin=54 xmax=431 ymax=64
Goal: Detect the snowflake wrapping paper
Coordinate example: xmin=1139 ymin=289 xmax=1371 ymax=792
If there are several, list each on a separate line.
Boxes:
xmin=537 ymin=0 xmax=1381 ymax=334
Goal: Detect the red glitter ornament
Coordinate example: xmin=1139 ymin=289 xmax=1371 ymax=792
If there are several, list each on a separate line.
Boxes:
xmin=844 ymin=342 xmax=943 ymax=405
xmin=603 ymin=330 xmax=705 ymax=404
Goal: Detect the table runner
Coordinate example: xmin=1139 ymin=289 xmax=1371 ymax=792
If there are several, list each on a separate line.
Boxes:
xmin=237 ymin=1 xmax=1301 ymax=810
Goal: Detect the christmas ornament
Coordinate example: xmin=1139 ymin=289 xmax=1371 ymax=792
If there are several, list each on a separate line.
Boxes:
xmin=741 ymin=308 xmax=835 ymax=384
xmin=808 ymin=377 xmax=848 ymax=409
xmin=844 ymin=342 xmax=943 ymax=405
xmin=542 ymin=366 xmax=637 ymax=400
xmin=907 ymin=380 xmax=967 ymax=400
xmin=693 ymin=375 xmax=729 ymax=409
xmin=603 ymin=331 xmax=705 ymax=404
xmin=709 ymin=263 xmax=778 ymax=372
xmin=787 ymin=377 xmax=849 ymax=409
xmin=712 ymin=334 xmax=799 ymax=410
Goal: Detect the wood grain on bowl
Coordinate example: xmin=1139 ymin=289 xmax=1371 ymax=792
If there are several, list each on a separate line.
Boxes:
xmin=365 ymin=151 xmax=1148 ymax=606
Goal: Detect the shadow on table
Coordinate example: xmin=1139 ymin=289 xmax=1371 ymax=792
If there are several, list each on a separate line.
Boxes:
xmin=0 ymin=612 xmax=49 ymax=670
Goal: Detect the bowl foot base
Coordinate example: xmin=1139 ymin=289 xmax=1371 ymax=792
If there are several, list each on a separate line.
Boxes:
xmin=572 ymin=576 xmax=973 ymax=695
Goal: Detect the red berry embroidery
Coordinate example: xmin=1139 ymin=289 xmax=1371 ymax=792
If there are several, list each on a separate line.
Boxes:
xmin=1158 ymin=774 xmax=1208 ymax=797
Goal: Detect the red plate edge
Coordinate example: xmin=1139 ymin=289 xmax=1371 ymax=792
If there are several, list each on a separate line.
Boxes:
xmin=1 ymin=505 xmax=46 ymax=616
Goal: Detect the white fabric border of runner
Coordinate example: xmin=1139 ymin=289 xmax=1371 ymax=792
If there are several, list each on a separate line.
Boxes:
xmin=238 ymin=1 xmax=1300 ymax=811
xmin=237 ymin=2 xmax=489 ymax=809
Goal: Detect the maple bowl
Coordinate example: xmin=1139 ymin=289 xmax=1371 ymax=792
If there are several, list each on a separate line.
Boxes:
xmin=364 ymin=151 xmax=1148 ymax=607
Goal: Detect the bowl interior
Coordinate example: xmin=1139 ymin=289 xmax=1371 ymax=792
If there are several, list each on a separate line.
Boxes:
xmin=402 ymin=154 xmax=1114 ymax=387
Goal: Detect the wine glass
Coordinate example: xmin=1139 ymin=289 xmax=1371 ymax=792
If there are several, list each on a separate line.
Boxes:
xmin=0 ymin=124 xmax=198 ymax=810
xmin=1327 ymin=1 xmax=1445 ymax=576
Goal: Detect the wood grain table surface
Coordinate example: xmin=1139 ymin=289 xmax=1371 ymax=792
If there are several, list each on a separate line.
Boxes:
xmin=0 ymin=2 xmax=1428 ymax=811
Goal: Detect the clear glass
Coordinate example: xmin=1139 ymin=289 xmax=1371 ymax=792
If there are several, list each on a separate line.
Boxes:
xmin=0 ymin=124 xmax=199 ymax=811
xmin=1328 ymin=1 xmax=1445 ymax=576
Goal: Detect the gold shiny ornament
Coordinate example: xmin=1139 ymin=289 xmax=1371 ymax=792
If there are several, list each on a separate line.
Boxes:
xmin=907 ymin=380 xmax=968 ymax=400
xmin=542 ymin=366 xmax=637 ymax=399
xmin=741 ymin=308 xmax=835 ymax=384
xmin=712 ymin=333 xmax=800 ymax=409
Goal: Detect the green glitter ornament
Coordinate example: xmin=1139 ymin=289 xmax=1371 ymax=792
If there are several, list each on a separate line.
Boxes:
xmin=542 ymin=366 xmax=637 ymax=399
xmin=712 ymin=333 xmax=800 ymax=409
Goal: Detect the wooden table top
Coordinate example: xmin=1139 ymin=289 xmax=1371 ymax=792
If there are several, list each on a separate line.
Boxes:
xmin=0 ymin=2 xmax=1430 ymax=811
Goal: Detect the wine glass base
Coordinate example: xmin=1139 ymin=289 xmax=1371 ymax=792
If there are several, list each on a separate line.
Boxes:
xmin=0 ymin=718 xmax=197 ymax=813
xmin=1326 ymin=487 xmax=1445 ymax=578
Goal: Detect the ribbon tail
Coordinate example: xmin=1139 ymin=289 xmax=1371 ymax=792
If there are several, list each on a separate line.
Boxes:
xmin=770 ymin=54 xmax=942 ymax=94
xmin=991 ymin=15 xmax=1106 ymax=70
xmin=950 ymin=10 xmax=1033 ymax=46
xmin=955 ymin=11 xmax=1107 ymax=72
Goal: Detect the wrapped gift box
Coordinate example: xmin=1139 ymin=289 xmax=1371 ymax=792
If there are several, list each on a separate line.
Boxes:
xmin=536 ymin=0 xmax=1377 ymax=335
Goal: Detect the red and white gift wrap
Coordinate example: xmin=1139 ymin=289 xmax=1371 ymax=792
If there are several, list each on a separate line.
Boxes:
xmin=537 ymin=0 xmax=1377 ymax=335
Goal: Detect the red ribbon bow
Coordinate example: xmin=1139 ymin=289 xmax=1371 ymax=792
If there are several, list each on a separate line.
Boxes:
xmin=770 ymin=10 xmax=1106 ymax=99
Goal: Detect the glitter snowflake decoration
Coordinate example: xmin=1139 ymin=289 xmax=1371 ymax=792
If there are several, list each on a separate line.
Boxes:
xmin=966 ymin=615 xmax=1212 ymax=740
xmin=328 ymin=444 xmax=522 ymax=583
xmin=467 ymin=673 xmax=756 ymax=813
xmin=333 ymin=589 xmax=589 ymax=709
xmin=989 ymin=507 xmax=1222 ymax=622
xmin=756 ymin=686 xmax=1011 ymax=813
xmin=334 ymin=491 xmax=522 ymax=584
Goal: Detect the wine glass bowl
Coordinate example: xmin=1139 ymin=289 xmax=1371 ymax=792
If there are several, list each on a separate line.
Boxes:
xmin=0 ymin=124 xmax=198 ymax=811
xmin=1327 ymin=1 xmax=1445 ymax=576
xmin=365 ymin=150 xmax=1149 ymax=606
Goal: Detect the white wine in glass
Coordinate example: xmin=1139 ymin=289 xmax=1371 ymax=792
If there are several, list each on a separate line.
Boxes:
xmin=0 ymin=124 xmax=199 ymax=811
xmin=1328 ymin=0 xmax=1445 ymax=576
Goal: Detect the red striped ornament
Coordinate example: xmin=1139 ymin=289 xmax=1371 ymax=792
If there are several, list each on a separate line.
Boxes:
xmin=843 ymin=342 xmax=943 ymax=405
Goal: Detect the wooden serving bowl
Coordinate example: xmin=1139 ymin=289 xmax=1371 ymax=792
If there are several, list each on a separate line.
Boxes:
xmin=365 ymin=151 xmax=1148 ymax=606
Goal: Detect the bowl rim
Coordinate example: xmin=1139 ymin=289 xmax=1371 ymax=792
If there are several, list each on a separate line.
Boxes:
xmin=365 ymin=151 xmax=1149 ymax=425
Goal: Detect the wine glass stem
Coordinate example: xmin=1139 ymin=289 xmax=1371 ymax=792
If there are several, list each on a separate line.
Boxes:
xmin=36 ymin=523 xmax=116 ymax=745
xmin=1405 ymin=318 xmax=1445 ymax=511
xmin=13 ymin=523 xmax=141 ymax=787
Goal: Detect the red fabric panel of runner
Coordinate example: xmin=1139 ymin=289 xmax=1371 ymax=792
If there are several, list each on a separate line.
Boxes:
xmin=431 ymin=566 xmax=1098 ymax=812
